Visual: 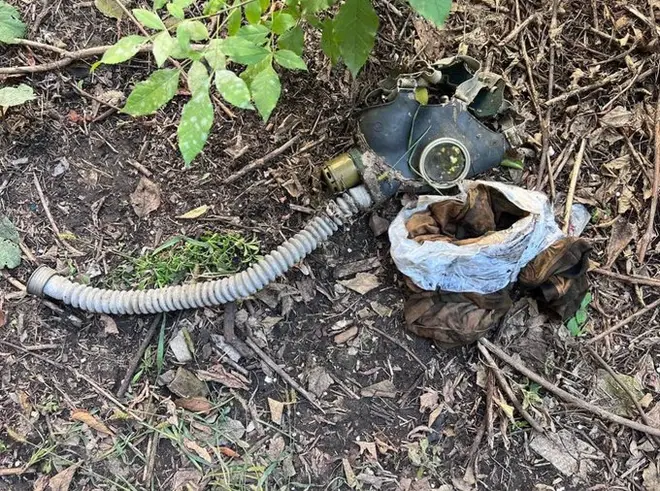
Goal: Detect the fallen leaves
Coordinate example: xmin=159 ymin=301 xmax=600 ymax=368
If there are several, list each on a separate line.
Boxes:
xmin=419 ymin=390 xmax=439 ymax=412
xmin=643 ymin=459 xmax=660 ymax=491
xmin=46 ymin=463 xmax=80 ymax=491
xmin=338 ymin=273 xmax=380 ymax=295
xmin=177 ymin=205 xmax=210 ymax=219
xmin=307 ymin=366 xmax=334 ymax=397
xmin=130 ymin=177 xmax=161 ymax=218
xmin=334 ymin=326 xmax=359 ymax=344
xmin=356 ymin=440 xmax=378 ymax=460
xmin=361 ymin=380 xmax=397 ymax=398
xmin=183 ymin=438 xmax=213 ymax=464
xmin=99 ymin=314 xmax=119 ymax=335
xmin=196 ymin=364 xmax=250 ymax=390
xmin=94 ymin=0 xmax=127 ymax=19
xmin=167 ymin=367 xmax=209 ymax=398
xmin=268 ymin=397 xmax=284 ymax=425
xmin=70 ymin=410 xmax=114 ymax=436
xmin=174 ymin=397 xmax=213 ymax=414
xmin=605 ymin=218 xmax=635 ymax=267
xmin=342 ymin=458 xmax=357 ymax=488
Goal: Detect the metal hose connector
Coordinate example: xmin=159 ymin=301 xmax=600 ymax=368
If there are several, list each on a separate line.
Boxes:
xmin=27 ymin=186 xmax=373 ymax=315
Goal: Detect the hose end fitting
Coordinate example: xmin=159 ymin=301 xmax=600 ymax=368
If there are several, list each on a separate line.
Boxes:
xmin=27 ymin=266 xmax=59 ymax=297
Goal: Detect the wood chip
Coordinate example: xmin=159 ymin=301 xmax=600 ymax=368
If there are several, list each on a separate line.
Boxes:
xmin=334 ymin=326 xmax=358 ymax=344
xmin=333 ymin=258 xmax=381 ymax=279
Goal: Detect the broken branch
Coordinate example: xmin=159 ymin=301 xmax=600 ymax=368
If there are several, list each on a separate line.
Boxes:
xmin=479 ymin=339 xmax=660 ymax=438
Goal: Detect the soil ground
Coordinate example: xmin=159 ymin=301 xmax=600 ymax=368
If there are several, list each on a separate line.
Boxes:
xmin=2 ymin=0 xmax=660 ymax=490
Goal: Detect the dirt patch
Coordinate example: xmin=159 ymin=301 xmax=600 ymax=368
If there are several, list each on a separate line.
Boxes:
xmin=2 ymin=0 xmax=660 ymax=490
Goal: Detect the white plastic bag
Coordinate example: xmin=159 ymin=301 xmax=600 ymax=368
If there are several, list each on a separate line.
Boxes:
xmin=388 ymin=180 xmax=564 ymax=294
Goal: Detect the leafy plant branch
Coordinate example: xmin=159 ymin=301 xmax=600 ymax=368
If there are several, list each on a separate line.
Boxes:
xmin=1 ymin=0 xmax=452 ymax=165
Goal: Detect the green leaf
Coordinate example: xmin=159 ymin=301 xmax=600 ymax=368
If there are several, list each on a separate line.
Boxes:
xmin=501 ymin=158 xmax=524 ymax=170
xmin=274 ymin=49 xmax=307 ymax=70
xmin=575 ymin=308 xmax=588 ymax=326
xmin=204 ymin=39 xmax=226 ymax=70
xmin=250 ymin=64 xmax=280 ymax=121
xmin=132 ymin=8 xmax=166 ymax=30
xmin=178 ymin=88 xmax=214 ymax=165
xmin=187 ymin=61 xmax=210 ymax=95
xmin=259 ymin=0 xmax=269 ymax=10
xmin=240 ymin=55 xmax=272 ymax=85
xmin=300 ymin=0 xmax=334 ymax=14
xmin=0 ymin=216 xmax=21 ymax=269
xmin=278 ymin=25 xmax=304 ymax=56
xmin=271 ymin=12 xmax=296 ymax=35
xmin=152 ymin=30 xmax=175 ymax=67
xmin=237 ymin=24 xmax=270 ymax=44
xmin=94 ymin=0 xmax=126 ymax=20
xmin=580 ymin=292 xmax=593 ymax=309
xmin=566 ymin=318 xmax=581 ymax=337
xmin=167 ymin=2 xmax=185 ymax=19
xmin=204 ymin=0 xmax=225 ymax=15
xmin=0 ymin=84 xmax=35 ymax=108
xmin=226 ymin=6 xmax=242 ymax=36
xmin=177 ymin=19 xmax=209 ymax=43
xmin=244 ymin=0 xmax=262 ymax=24
xmin=123 ymin=69 xmax=180 ymax=116
xmin=221 ymin=37 xmax=270 ymax=65
xmin=154 ymin=0 xmax=168 ymax=8
xmin=320 ymin=18 xmax=339 ymax=65
xmin=100 ymin=35 xmax=147 ymax=64
xmin=173 ymin=0 xmax=195 ymax=8
xmin=215 ymin=70 xmax=252 ymax=109
xmin=406 ymin=0 xmax=451 ymax=28
xmin=332 ymin=0 xmax=377 ymax=76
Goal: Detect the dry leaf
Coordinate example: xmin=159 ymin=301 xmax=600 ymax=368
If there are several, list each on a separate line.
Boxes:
xmin=47 ymin=463 xmax=80 ymax=491
xmin=267 ymin=434 xmax=286 ymax=459
xmin=130 ymin=177 xmax=161 ymax=218
xmin=601 ymin=105 xmax=635 ymax=129
xmin=6 ymin=427 xmax=27 ymax=443
xmin=183 ymin=438 xmax=213 ymax=463
xmin=99 ymin=314 xmax=119 ymax=335
xmin=419 ymin=390 xmax=439 ymax=412
xmin=530 ymin=430 xmax=602 ymax=479
xmin=605 ymin=218 xmax=634 ymax=267
xmin=334 ymin=326 xmax=358 ymax=344
xmin=174 ymin=397 xmax=213 ymax=414
xmin=356 ymin=441 xmax=378 ymax=460
xmin=493 ymin=396 xmax=515 ymax=422
xmin=618 ymin=186 xmax=634 ymax=214
xmin=644 ymin=459 xmax=660 ymax=491
xmin=374 ymin=436 xmax=396 ymax=455
xmin=0 ymin=309 xmax=6 ymax=329
xmin=196 ymin=365 xmax=249 ymax=390
xmin=170 ymin=469 xmax=203 ymax=491
xmin=361 ymin=380 xmax=397 ymax=398
xmin=338 ymin=273 xmax=380 ymax=295
xmin=17 ymin=390 xmax=32 ymax=415
xmin=70 ymin=409 xmax=114 ymax=436
xmin=33 ymin=475 xmax=49 ymax=491
xmin=369 ymin=301 xmax=392 ymax=317
xmin=307 ymin=366 xmax=334 ymax=397
xmin=214 ymin=446 xmax=240 ymax=459
xmin=268 ymin=398 xmax=284 ymax=425
xmin=177 ymin=205 xmax=210 ymax=219
xmin=428 ymin=405 xmax=443 ymax=428
xmin=342 ymin=458 xmax=357 ymax=488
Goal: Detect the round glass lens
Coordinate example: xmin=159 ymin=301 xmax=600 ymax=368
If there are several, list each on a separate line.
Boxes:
xmin=421 ymin=142 xmax=467 ymax=184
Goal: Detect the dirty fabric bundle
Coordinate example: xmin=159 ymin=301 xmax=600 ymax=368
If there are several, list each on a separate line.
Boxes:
xmin=390 ymin=181 xmax=591 ymax=348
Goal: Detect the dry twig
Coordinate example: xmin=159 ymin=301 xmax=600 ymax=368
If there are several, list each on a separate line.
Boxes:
xmin=477 ymin=341 xmax=544 ymax=433
xmin=585 ymin=345 xmax=660 ymax=446
xmin=226 ymin=134 xmax=302 ymax=184
xmin=585 ymin=297 xmax=660 ymax=345
xmin=367 ymin=325 xmax=426 ymax=370
xmin=593 ymin=268 xmax=660 ymax=289
xmin=479 ymin=339 xmax=660 ymax=438
xmin=563 ymin=139 xmax=587 ymax=234
xmin=245 ymin=336 xmax=325 ymax=413
xmin=117 ymin=315 xmax=164 ymax=399
xmin=637 ymin=90 xmax=660 ymax=263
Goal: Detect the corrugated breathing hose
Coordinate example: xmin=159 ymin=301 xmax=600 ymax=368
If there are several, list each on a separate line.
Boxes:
xmin=27 ymin=186 xmax=373 ymax=315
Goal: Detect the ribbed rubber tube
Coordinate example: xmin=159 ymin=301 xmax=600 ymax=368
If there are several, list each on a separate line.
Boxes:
xmin=27 ymin=187 xmax=373 ymax=315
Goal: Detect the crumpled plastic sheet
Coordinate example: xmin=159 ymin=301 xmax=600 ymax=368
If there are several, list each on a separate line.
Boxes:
xmin=389 ymin=180 xmax=564 ymax=294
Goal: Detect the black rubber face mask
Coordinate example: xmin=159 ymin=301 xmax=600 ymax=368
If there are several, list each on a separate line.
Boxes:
xmin=357 ymin=56 xmax=516 ymax=190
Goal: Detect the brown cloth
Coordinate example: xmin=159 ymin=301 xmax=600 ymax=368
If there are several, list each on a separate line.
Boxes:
xmin=405 ymin=184 xmax=529 ymax=244
xmin=401 ymin=186 xmax=591 ymax=348
xmin=518 ymin=237 xmax=592 ymax=320
xmin=404 ymin=289 xmax=512 ymax=349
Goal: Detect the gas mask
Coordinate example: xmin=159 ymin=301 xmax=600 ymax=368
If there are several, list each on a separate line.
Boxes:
xmin=322 ymin=55 xmax=521 ymax=202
